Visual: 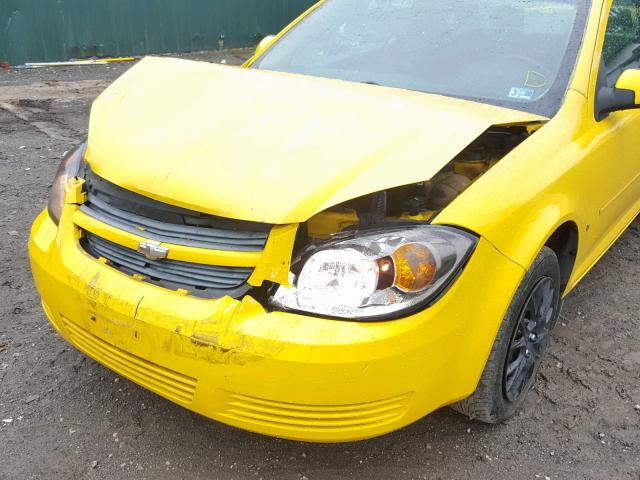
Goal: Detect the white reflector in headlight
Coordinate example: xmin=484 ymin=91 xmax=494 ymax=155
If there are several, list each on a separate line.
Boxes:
xmin=297 ymin=249 xmax=379 ymax=309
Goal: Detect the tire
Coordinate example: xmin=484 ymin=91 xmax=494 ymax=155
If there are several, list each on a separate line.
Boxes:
xmin=451 ymin=246 xmax=562 ymax=423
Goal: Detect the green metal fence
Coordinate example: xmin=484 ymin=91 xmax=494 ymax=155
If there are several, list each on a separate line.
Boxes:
xmin=0 ymin=0 xmax=316 ymax=65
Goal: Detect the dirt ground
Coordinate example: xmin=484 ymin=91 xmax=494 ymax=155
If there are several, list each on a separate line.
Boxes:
xmin=0 ymin=50 xmax=638 ymax=480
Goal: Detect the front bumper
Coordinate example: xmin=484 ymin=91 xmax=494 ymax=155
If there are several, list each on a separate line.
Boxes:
xmin=29 ymin=209 xmax=524 ymax=442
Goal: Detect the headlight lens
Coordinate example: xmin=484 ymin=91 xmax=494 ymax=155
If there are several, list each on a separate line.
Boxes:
xmin=297 ymin=249 xmax=380 ymax=309
xmin=270 ymin=225 xmax=477 ymax=320
xmin=47 ymin=143 xmax=86 ymax=225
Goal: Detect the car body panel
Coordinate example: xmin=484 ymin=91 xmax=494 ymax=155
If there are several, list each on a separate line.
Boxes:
xmin=30 ymin=209 xmax=524 ymax=442
xmin=86 ymin=56 xmax=544 ymax=225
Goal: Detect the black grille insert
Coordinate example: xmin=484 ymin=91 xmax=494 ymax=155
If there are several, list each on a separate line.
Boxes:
xmin=81 ymin=169 xmax=271 ymax=252
xmin=82 ymin=233 xmax=254 ymax=298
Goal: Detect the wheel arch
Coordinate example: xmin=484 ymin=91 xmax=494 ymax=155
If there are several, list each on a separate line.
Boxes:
xmin=511 ymin=212 xmax=582 ymax=296
xmin=543 ymin=220 xmax=580 ymax=294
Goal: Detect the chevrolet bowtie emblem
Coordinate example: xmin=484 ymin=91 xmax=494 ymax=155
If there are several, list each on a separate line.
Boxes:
xmin=137 ymin=241 xmax=169 ymax=261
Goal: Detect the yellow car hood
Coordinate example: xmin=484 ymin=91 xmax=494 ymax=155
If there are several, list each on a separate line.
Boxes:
xmin=87 ymin=56 xmax=545 ymax=224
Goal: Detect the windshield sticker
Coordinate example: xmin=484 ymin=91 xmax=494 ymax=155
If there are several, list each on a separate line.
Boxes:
xmin=525 ymin=71 xmax=547 ymax=88
xmin=508 ymin=87 xmax=535 ymax=101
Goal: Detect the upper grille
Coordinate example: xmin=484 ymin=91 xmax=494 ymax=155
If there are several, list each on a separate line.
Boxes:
xmin=81 ymin=169 xmax=271 ymax=252
xmin=82 ymin=233 xmax=253 ymax=298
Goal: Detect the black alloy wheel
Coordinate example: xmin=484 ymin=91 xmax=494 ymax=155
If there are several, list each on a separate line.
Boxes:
xmin=451 ymin=246 xmax=561 ymax=423
xmin=503 ymin=277 xmax=557 ymax=403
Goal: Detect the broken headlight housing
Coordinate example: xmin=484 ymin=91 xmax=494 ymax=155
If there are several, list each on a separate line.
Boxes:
xmin=48 ymin=142 xmax=87 ymax=225
xmin=270 ymin=225 xmax=477 ymax=320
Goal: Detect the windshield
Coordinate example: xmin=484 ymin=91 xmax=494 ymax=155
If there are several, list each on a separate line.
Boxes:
xmin=253 ymin=0 xmax=591 ymax=117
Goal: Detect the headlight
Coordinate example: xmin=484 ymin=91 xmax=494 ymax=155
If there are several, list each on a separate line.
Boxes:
xmin=47 ymin=143 xmax=86 ymax=225
xmin=270 ymin=225 xmax=477 ymax=320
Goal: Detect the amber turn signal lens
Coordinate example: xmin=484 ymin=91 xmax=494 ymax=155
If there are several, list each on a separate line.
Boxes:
xmin=392 ymin=243 xmax=437 ymax=292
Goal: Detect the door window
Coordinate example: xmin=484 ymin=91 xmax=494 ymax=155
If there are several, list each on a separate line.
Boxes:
xmin=602 ymin=0 xmax=640 ymax=86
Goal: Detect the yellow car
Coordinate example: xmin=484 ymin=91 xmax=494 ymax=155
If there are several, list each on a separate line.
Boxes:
xmin=30 ymin=0 xmax=640 ymax=442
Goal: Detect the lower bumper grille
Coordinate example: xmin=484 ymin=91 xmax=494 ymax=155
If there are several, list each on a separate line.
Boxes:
xmin=220 ymin=392 xmax=412 ymax=432
xmin=62 ymin=316 xmax=197 ymax=404
xmin=82 ymin=232 xmax=253 ymax=298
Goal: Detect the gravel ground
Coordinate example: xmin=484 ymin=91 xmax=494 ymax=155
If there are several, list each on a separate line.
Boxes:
xmin=0 ymin=50 xmax=639 ymax=480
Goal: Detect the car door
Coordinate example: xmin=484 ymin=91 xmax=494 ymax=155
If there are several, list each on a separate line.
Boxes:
xmin=581 ymin=0 xmax=640 ymax=263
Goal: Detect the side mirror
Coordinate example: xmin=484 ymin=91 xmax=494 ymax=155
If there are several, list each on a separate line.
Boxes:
xmin=595 ymin=69 xmax=640 ymax=121
xmin=255 ymin=35 xmax=276 ymax=58
xmin=616 ymin=68 xmax=640 ymax=101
